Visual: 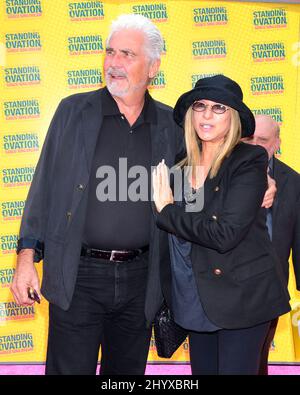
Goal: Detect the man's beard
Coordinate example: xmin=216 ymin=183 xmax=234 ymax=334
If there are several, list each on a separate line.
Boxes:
xmin=106 ymin=79 xmax=130 ymax=98
xmin=105 ymin=67 xmax=148 ymax=98
xmin=105 ymin=67 xmax=129 ymax=98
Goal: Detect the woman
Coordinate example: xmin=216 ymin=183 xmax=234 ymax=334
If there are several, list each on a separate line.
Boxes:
xmin=152 ymin=75 xmax=290 ymax=375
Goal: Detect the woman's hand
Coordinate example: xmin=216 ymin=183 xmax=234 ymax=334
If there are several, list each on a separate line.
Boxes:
xmin=152 ymin=160 xmax=174 ymax=213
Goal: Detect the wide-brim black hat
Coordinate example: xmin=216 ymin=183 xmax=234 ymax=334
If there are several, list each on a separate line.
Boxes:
xmin=173 ymin=75 xmax=255 ymax=138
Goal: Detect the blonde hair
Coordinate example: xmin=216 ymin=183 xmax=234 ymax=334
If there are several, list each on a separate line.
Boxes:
xmin=179 ymin=106 xmax=242 ymax=180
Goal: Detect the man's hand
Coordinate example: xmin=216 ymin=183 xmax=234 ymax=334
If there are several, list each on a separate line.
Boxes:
xmin=262 ymin=175 xmax=277 ymax=209
xmin=11 ymin=249 xmax=41 ymax=306
xmin=153 ymin=160 xmax=174 ymax=213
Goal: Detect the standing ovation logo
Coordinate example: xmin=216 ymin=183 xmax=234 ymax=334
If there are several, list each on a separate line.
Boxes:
xmin=1 ymin=200 xmax=26 ymax=222
xmin=191 ymin=73 xmax=221 ymax=87
xmin=250 ymin=75 xmax=284 ymax=95
xmin=2 ymin=133 xmax=39 ymax=154
xmin=192 ymin=40 xmax=226 ymax=60
xmin=0 ymin=333 xmax=34 ymax=355
xmin=5 ymin=32 xmax=42 ymax=52
xmin=149 ymin=71 xmax=166 ymax=89
xmin=3 ymin=99 xmax=40 ymax=120
xmin=0 ymin=302 xmax=35 ymax=322
xmin=68 ymin=35 xmax=103 ymax=55
xmin=1 ymin=166 xmax=35 ymax=188
xmin=132 ymin=3 xmax=168 ymax=22
xmin=67 ymin=69 xmax=102 ymax=89
xmin=252 ymin=107 xmax=283 ymax=125
xmin=68 ymin=1 xmax=104 ymax=21
xmin=6 ymin=0 xmax=42 ymax=18
xmin=253 ymin=9 xmax=287 ymax=29
xmin=0 ymin=267 xmax=15 ymax=288
xmin=251 ymin=42 xmax=285 ymax=62
xmin=4 ymin=66 xmax=41 ymax=87
xmin=0 ymin=234 xmax=18 ymax=255
xmin=193 ymin=7 xmax=228 ymax=26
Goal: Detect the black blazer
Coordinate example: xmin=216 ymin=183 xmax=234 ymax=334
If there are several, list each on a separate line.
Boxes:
xmin=272 ymin=158 xmax=300 ymax=289
xmin=157 ymin=143 xmax=291 ymax=329
xmin=17 ymin=88 xmax=185 ymax=326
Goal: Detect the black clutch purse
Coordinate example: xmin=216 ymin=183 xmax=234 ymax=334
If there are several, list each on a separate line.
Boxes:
xmin=153 ymin=302 xmax=188 ymax=358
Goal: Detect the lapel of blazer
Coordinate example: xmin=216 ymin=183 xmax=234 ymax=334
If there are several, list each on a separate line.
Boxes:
xmin=272 ymin=157 xmax=288 ymax=224
xmin=150 ymin=105 xmax=175 ymax=221
xmin=68 ymin=89 xmax=103 ymax=218
xmin=81 ymin=89 xmax=104 ymax=172
xmin=149 ymin=113 xmax=168 ymax=219
xmin=150 ymin=124 xmax=166 ymax=166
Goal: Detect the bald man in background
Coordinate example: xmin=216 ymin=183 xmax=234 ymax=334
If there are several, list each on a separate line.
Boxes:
xmin=243 ymin=115 xmax=300 ymax=375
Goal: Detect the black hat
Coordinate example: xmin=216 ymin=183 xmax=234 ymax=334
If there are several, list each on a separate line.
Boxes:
xmin=173 ymin=75 xmax=255 ymax=138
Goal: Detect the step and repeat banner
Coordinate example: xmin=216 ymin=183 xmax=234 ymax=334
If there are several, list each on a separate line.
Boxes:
xmin=0 ymin=0 xmax=300 ymax=364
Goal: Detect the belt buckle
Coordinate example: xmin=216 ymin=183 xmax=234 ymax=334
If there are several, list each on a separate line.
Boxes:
xmin=110 ymin=250 xmax=119 ymax=262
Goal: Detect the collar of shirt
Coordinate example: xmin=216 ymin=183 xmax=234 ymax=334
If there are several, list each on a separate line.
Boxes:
xmin=102 ymin=87 xmax=157 ymax=125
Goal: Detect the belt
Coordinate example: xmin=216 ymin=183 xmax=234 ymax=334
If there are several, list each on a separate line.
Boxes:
xmin=81 ymin=245 xmax=149 ymax=262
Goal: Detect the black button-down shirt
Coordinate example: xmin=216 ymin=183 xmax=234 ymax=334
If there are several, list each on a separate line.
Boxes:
xmin=83 ymin=87 xmax=156 ymax=250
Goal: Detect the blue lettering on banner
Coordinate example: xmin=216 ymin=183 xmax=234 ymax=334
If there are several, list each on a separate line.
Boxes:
xmin=68 ymin=1 xmax=104 ymax=21
xmin=5 ymin=32 xmax=41 ymax=52
xmin=6 ymin=0 xmax=42 ymax=18
xmin=132 ymin=3 xmax=168 ymax=22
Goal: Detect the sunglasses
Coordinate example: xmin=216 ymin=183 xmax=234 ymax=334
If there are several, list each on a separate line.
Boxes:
xmin=192 ymin=102 xmax=230 ymax=115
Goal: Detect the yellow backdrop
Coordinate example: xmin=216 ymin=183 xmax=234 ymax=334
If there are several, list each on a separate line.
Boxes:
xmin=0 ymin=0 xmax=300 ymax=364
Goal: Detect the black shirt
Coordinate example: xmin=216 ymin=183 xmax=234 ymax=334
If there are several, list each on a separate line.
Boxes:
xmin=83 ymin=87 xmax=156 ymax=250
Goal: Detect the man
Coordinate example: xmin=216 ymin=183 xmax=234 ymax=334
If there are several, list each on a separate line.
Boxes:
xmin=243 ymin=115 xmax=300 ymax=375
xmin=11 ymin=14 xmax=185 ymax=375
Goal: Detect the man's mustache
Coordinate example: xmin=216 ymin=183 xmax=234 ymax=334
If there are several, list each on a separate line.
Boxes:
xmin=106 ymin=67 xmax=127 ymax=78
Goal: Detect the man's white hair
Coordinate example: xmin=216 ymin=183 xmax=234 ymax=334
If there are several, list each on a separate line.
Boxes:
xmin=106 ymin=13 xmax=163 ymax=62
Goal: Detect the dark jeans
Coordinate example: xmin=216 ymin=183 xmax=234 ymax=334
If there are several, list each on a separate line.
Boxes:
xmin=45 ymin=252 xmax=152 ymax=375
xmin=259 ymin=317 xmax=279 ymax=375
xmin=189 ymin=320 xmax=271 ymax=375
